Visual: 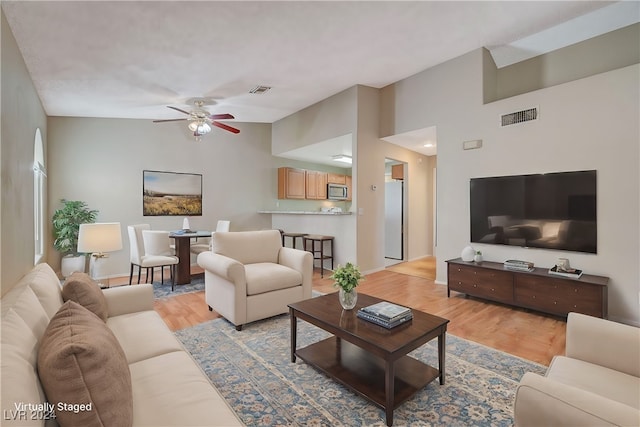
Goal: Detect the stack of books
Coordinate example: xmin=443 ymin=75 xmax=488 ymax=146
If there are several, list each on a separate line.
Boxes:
xmin=357 ymin=301 xmax=413 ymax=329
xmin=503 ymin=259 xmax=535 ymax=272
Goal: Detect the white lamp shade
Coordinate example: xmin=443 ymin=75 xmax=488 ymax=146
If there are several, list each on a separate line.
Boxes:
xmin=77 ymin=222 xmax=123 ymax=253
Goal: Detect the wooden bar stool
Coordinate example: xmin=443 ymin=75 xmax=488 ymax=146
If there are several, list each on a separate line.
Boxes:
xmin=282 ymin=232 xmax=307 ymax=249
xmin=303 ymin=235 xmax=334 ymax=278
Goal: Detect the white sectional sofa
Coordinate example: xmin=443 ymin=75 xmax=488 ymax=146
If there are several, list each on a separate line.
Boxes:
xmin=1 ymin=263 xmax=243 ymax=426
xmin=514 ymin=312 xmax=640 ymax=426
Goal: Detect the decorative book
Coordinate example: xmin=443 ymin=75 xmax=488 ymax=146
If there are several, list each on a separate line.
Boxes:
xmin=357 ymin=310 xmax=413 ymax=329
xmin=359 ymin=301 xmax=412 ymax=322
xmin=504 ymin=259 xmax=535 ymax=272
xmin=548 ymin=265 xmax=583 ymax=279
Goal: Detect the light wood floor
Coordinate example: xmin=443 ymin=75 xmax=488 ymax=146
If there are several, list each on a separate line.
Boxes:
xmin=114 ymin=257 xmax=566 ymax=366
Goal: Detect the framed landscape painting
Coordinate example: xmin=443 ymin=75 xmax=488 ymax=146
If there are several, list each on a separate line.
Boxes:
xmin=143 ymin=170 xmax=202 ymax=216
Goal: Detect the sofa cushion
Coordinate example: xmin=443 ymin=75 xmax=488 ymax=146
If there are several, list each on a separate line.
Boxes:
xmin=1 ymin=307 xmax=50 ymax=425
xmin=37 ymin=300 xmax=133 ymax=427
xmin=547 ymin=355 xmax=640 ymax=410
xmin=107 ymin=310 xmax=184 ymax=364
xmin=129 ymin=351 xmax=242 ymax=426
xmin=245 ymin=263 xmax=302 ymax=296
xmin=212 ymin=229 xmax=282 ymax=265
xmin=62 ymin=272 xmax=108 ymax=321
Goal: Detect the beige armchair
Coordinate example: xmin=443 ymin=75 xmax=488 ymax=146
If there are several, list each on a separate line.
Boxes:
xmin=197 ymin=229 xmax=313 ymax=330
xmin=514 ymin=312 xmax=640 ymax=426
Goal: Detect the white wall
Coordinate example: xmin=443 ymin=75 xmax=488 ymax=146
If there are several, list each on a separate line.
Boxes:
xmin=47 ymin=117 xmax=274 ymax=279
xmin=1 ymin=10 xmax=48 ymax=295
xmin=387 ymin=48 xmax=640 ymax=325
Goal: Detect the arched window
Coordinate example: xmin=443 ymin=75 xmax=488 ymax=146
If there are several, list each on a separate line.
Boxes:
xmin=34 ymin=128 xmax=46 ymax=263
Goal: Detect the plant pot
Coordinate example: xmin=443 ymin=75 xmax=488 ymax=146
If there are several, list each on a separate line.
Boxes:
xmin=61 ymin=255 xmax=85 ymax=278
xmin=338 ymin=288 xmax=358 ymax=310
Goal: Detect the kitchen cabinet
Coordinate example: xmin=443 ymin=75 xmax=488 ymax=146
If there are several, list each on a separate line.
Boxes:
xmin=306 ymin=170 xmax=327 ymax=200
xmin=278 ymin=167 xmax=306 ymax=199
xmin=327 ymin=173 xmax=346 ymax=185
xmin=391 ymin=164 xmax=404 ymax=180
xmin=346 ymin=175 xmax=352 ymax=201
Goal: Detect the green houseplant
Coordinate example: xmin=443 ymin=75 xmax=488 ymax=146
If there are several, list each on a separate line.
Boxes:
xmin=331 ymin=262 xmax=364 ymax=310
xmin=52 ymin=199 xmax=98 ymax=277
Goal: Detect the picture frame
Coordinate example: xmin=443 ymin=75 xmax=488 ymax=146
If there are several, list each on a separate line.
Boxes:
xmin=143 ymin=170 xmax=202 ymax=216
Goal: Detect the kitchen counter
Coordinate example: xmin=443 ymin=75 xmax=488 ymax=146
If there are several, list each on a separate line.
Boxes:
xmin=258 ymin=210 xmax=352 ymax=215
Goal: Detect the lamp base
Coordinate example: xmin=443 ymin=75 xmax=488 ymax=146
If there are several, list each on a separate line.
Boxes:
xmin=89 ymin=253 xmax=110 ymax=288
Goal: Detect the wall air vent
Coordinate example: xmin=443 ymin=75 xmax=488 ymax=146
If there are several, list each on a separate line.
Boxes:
xmin=500 ymin=107 xmax=538 ymax=127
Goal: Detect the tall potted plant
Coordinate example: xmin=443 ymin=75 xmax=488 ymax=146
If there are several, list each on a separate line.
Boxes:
xmin=331 ymin=262 xmax=364 ymax=310
xmin=52 ymin=199 xmax=98 ymax=277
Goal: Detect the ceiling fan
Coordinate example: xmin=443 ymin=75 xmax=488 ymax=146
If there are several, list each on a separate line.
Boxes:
xmin=153 ymin=98 xmax=240 ymax=141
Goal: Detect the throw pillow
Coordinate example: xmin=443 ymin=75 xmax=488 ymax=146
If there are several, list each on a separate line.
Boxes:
xmin=37 ymin=300 xmax=133 ymax=427
xmin=62 ymin=272 xmax=108 ymax=321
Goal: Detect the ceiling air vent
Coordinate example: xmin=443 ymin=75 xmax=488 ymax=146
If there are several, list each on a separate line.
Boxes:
xmin=249 ymin=85 xmax=272 ymax=94
xmin=500 ymin=107 xmax=538 ymax=127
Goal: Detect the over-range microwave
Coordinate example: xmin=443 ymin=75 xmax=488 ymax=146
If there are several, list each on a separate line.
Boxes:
xmin=327 ymin=183 xmax=348 ymax=200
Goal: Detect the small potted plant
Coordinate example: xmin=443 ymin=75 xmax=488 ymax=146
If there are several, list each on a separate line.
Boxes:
xmin=331 ymin=262 xmax=364 ymax=310
xmin=52 ymin=199 xmax=98 ymax=277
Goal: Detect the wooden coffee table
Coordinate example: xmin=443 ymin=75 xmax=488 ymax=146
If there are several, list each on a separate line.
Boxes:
xmin=289 ymin=293 xmax=449 ymax=426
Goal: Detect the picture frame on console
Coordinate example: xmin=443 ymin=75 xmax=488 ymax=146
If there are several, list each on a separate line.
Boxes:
xmin=142 ymin=170 xmax=202 ymax=216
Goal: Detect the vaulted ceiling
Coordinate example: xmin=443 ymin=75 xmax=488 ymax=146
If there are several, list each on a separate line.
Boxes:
xmin=3 ymin=1 xmax=637 ymax=158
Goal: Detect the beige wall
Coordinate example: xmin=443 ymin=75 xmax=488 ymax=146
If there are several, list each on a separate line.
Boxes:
xmin=272 ymin=86 xmax=357 ymax=155
xmin=494 ymin=23 xmax=640 ymax=102
xmin=272 ymin=85 xmax=434 ymax=273
xmin=1 ymin=10 xmax=48 ymax=296
xmin=386 ymin=47 xmax=640 ymax=325
xmin=47 ymin=117 xmax=274 ymax=279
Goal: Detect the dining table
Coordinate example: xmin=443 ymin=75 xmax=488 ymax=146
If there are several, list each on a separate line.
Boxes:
xmin=168 ymin=230 xmax=211 ymax=285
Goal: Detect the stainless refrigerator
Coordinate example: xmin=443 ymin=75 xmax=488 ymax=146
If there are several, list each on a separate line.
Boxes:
xmin=385 ymin=181 xmax=403 ymax=260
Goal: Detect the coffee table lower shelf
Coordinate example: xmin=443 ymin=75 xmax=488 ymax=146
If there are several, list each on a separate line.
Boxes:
xmin=295 ymin=336 xmax=440 ymax=411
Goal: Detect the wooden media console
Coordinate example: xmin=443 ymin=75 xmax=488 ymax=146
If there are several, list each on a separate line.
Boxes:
xmin=446 ymin=258 xmax=608 ymax=318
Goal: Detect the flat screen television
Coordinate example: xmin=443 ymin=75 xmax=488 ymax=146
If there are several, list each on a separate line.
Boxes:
xmin=470 ymin=170 xmax=597 ymax=253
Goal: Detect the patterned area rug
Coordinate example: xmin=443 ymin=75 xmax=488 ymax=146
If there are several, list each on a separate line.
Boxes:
xmin=152 ymin=275 xmax=204 ymax=299
xmin=175 ymin=315 xmax=546 ymax=426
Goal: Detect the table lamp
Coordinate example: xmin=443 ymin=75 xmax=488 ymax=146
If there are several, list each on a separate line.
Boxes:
xmin=77 ymin=222 xmax=123 ymax=287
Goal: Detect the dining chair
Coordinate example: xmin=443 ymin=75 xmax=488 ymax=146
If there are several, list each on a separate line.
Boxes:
xmin=141 ymin=230 xmax=179 ymax=290
xmin=190 ymin=220 xmax=231 ymax=255
xmin=127 ymin=225 xmax=179 ymax=290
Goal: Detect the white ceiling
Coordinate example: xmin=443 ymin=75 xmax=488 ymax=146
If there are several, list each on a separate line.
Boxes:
xmin=3 ymin=1 xmax=637 ymax=160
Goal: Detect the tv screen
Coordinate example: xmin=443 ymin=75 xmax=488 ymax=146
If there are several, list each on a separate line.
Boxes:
xmin=470 ymin=170 xmax=597 ymax=253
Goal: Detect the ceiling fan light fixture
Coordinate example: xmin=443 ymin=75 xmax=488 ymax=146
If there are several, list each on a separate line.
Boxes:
xmin=197 ymin=122 xmax=211 ymax=134
xmin=188 ymin=121 xmax=198 ymax=132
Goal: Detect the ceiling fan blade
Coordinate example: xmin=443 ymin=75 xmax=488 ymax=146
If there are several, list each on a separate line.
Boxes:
xmin=167 ymin=106 xmax=191 ymax=115
xmin=209 ymin=113 xmax=234 ymax=120
xmin=212 ymin=121 xmax=240 ymax=134
xmin=153 ymin=118 xmax=187 ymax=123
